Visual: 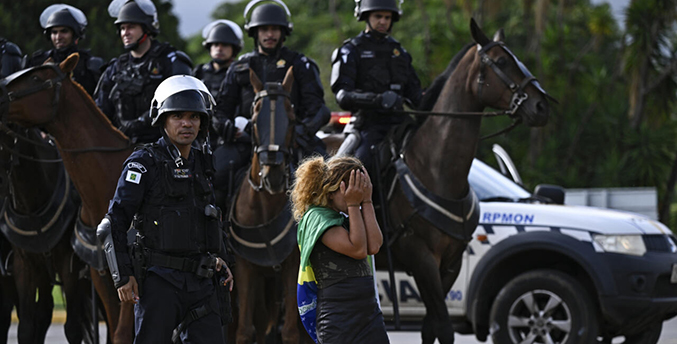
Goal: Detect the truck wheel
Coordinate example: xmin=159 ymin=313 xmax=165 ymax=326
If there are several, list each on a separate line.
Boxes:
xmin=489 ymin=269 xmax=598 ymax=344
xmin=622 ymin=322 xmax=662 ymax=344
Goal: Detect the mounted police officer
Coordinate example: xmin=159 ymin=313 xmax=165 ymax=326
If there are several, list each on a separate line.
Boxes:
xmin=193 ymin=20 xmax=244 ymax=97
xmin=214 ymin=0 xmax=330 ymax=201
xmin=95 ymin=0 xmax=193 ymax=145
xmin=98 ymin=75 xmax=233 ymax=343
xmin=23 ymin=4 xmax=104 ymax=96
xmin=332 ymin=0 xmax=421 ymax=175
xmin=0 ymin=38 xmax=22 ymax=78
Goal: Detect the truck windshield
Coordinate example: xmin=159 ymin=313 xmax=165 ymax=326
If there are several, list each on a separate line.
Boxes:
xmin=469 ymin=159 xmax=531 ymax=201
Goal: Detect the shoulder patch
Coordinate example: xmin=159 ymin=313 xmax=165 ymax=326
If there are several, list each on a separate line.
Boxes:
xmin=127 ymin=162 xmax=147 ymax=173
xmin=234 ymin=62 xmax=250 ymax=72
xmin=125 ymin=170 xmax=142 ymax=184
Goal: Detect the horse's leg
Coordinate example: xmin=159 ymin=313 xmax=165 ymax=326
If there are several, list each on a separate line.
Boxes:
xmin=235 ymin=258 xmax=257 ymax=344
xmin=13 ymin=249 xmax=38 ymax=344
xmin=35 ymin=273 xmax=54 ymax=343
xmin=254 ymin=277 xmax=272 ymax=343
xmin=115 ymin=302 xmax=135 ymax=344
xmin=279 ymin=250 xmax=300 ymax=344
xmin=0 ymin=276 xmax=17 ymax=344
xmin=54 ymin=236 xmax=85 ymax=344
xmin=395 ymin=236 xmax=454 ymax=344
xmin=90 ymin=268 xmax=121 ymax=343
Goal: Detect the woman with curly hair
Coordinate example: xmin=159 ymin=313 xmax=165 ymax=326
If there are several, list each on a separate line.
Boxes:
xmin=292 ymin=155 xmax=388 ymax=343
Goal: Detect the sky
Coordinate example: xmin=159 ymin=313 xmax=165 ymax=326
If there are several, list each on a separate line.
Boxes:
xmin=170 ymin=0 xmax=630 ymax=39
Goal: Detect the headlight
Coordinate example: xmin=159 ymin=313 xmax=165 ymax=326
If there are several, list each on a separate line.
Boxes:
xmin=592 ymin=235 xmax=647 ymax=256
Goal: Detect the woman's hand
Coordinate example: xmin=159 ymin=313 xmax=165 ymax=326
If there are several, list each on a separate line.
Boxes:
xmin=361 ymin=168 xmax=373 ymax=203
xmin=343 ymin=169 xmax=364 ymax=206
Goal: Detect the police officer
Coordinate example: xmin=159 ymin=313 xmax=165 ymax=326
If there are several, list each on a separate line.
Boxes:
xmin=95 ymin=0 xmax=193 ymax=144
xmin=23 ymin=4 xmax=104 ymax=96
xmin=214 ymin=0 xmax=330 ymax=198
xmin=0 ymin=38 xmax=22 ymax=78
xmin=99 ymin=75 xmax=233 ymax=343
xmin=193 ymin=20 xmax=244 ymax=97
xmin=332 ymin=0 xmax=421 ymax=175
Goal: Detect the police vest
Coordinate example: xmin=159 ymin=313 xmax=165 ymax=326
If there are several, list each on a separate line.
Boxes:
xmin=349 ymin=35 xmax=410 ymax=95
xmin=137 ymin=144 xmax=222 ymax=254
xmin=232 ymin=48 xmax=300 ymax=118
xmin=110 ymin=42 xmax=175 ymax=127
xmin=194 ymin=62 xmax=229 ymax=97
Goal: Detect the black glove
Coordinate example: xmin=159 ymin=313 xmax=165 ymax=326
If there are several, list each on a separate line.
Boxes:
xmin=379 ymin=90 xmax=403 ymax=110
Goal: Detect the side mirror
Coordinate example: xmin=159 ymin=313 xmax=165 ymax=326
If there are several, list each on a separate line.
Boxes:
xmin=534 ymin=184 xmax=565 ymax=205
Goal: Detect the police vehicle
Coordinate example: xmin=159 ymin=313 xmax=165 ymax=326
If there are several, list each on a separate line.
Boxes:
xmin=375 ymin=149 xmax=677 ymax=343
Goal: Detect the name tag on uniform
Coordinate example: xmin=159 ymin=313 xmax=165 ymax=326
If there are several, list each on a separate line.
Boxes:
xmin=361 ymin=51 xmax=375 ymax=58
xmin=173 ymin=168 xmax=191 ymax=179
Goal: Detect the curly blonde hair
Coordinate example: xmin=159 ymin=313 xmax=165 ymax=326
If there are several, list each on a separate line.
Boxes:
xmin=290 ymin=155 xmax=365 ymax=221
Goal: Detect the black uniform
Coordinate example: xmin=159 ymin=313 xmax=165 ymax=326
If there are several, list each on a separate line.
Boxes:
xmin=192 ymin=61 xmax=230 ymax=98
xmin=0 ymin=38 xmax=22 ymax=78
xmin=213 ymin=47 xmax=328 ymax=193
xmin=331 ymin=30 xmax=421 ymax=172
xmin=106 ymin=136 xmax=228 ymax=343
xmin=95 ymin=41 xmax=193 ymax=144
xmin=23 ymin=45 xmax=103 ymax=96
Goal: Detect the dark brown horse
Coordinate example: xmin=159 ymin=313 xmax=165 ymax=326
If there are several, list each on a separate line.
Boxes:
xmin=0 ymin=124 xmax=95 ymax=343
xmin=372 ymin=20 xmax=552 ymax=344
xmin=227 ymin=68 xmax=307 ymax=344
xmin=0 ymin=54 xmax=135 ymax=343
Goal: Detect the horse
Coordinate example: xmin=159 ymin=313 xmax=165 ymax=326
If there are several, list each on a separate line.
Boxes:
xmin=227 ymin=68 xmax=308 ymax=344
xmin=0 ymin=124 xmax=98 ymax=343
xmin=369 ymin=19 xmax=553 ymax=344
xmin=0 ymin=54 xmax=136 ymax=343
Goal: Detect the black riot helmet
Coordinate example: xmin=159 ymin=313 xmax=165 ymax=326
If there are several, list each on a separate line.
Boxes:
xmin=202 ymin=20 xmax=244 ymax=56
xmin=355 ymin=0 xmax=402 ymax=22
xmin=244 ymin=0 xmax=293 ymax=38
xmin=109 ymin=0 xmax=160 ymax=36
xmin=40 ymin=4 xmax=88 ymax=39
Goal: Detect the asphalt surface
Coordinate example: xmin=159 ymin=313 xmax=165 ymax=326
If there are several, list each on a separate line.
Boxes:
xmin=8 ymin=316 xmax=677 ymax=343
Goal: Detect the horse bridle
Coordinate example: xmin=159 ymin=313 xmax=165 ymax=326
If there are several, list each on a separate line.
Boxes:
xmin=248 ymin=86 xmax=295 ymax=192
xmin=0 ymin=64 xmax=66 ymax=126
xmin=0 ymin=64 xmax=131 ymax=156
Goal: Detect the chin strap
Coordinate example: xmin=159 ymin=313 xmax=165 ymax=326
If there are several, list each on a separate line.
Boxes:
xmin=124 ymin=33 xmax=149 ymax=52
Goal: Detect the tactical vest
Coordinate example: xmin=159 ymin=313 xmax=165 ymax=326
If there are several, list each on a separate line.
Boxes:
xmin=110 ymin=42 xmax=173 ymax=131
xmin=137 ymin=144 xmax=222 ymax=254
xmin=232 ymin=48 xmax=299 ymax=118
xmin=350 ymin=35 xmax=410 ymax=95
xmin=195 ymin=62 xmax=228 ymax=97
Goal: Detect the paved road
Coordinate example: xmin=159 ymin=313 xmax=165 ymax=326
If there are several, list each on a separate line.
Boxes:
xmin=9 ymin=316 xmax=677 ymax=343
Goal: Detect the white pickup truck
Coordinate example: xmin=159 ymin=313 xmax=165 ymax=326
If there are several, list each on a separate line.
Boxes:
xmin=376 ymin=153 xmax=677 ymax=343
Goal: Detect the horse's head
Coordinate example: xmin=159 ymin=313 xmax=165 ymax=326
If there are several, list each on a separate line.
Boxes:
xmin=467 ymin=19 xmax=554 ymax=127
xmin=0 ymin=53 xmax=79 ymax=128
xmin=249 ymin=67 xmax=296 ymax=195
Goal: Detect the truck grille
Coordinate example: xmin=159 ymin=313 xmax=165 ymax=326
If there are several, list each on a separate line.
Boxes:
xmin=642 ymin=235 xmax=676 ymax=253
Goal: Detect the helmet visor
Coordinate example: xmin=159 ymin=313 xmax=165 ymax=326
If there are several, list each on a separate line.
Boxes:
xmin=108 ymin=0 xmax=157 ymax=18
xmin=40 ymin=4 xmax=87 ymax=29
xmin=244 ymin=0 xmax=292 ymax=20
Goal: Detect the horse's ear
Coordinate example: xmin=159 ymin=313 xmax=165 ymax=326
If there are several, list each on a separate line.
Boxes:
xmin=493 ymin=28 xmax=505 ymax=42
xmin=59 ymin=53 xmax=80 ymax=74
xmin=282 ymin=66 xmax=294 ymax=94
xmin=250 ymin=68 xmax=263 ymax=93
xmin=470 ymin=18 xmax=490 ymax=46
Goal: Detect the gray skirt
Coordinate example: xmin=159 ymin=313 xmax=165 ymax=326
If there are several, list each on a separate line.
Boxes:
xmin=316 ymin=276 xmax=390 ymax=344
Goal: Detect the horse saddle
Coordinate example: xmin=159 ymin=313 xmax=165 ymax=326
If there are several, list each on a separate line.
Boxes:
xmin=0 ymin=169 xmax=78 ymax=253
xmin=71 ymin=213 xmax=106 ymax=270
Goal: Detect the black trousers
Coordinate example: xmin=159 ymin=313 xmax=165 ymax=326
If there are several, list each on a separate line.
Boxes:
xmin=134 ymin=272 xmax=224 ymax=344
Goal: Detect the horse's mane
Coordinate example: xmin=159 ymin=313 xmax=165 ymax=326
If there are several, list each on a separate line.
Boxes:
xmin=419 ymin=43 xmax=475 ymax=111
xmin=66 ymin=74 xmax=128 ymax=141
